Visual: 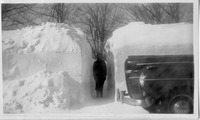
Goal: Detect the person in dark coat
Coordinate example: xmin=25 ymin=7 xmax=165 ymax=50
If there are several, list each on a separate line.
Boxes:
xmin=93 ymin=55 xmax=107 ymax=98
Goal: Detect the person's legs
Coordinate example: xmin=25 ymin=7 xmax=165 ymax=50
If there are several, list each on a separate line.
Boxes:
xmin=99 ymin=80 xmax=105 ymax=98
xmin=95 ymin=81 xmax=100 ymax=98
xmin=96 ymin=90 xmax=100 ymax=98
xmin=100 ymin=86 xmax=103 ymax=98
xmin=95 ymin=77 xmax=106 ymax=98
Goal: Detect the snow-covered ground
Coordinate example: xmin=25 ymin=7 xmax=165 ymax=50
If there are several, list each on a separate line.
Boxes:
xmin=3 ymin=22 xmax=192 ymax=114
xmin=70 ymin=101 xmax=148 ymax=114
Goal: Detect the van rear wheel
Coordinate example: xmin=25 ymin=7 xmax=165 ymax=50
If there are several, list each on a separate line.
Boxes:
xmin=168 ymin=94 xmax=193 ymax=114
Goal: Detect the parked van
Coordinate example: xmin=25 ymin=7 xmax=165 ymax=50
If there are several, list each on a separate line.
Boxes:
xmin=117 ymin=55 xmax=194 ymax=114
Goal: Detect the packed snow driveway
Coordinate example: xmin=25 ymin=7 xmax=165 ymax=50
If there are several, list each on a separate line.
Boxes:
xmin=70 ymin=99 xmax=149 ymax=114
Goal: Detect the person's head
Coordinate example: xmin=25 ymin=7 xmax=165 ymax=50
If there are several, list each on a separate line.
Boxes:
xmin=96 ymin=53 xmax=103 ymax=60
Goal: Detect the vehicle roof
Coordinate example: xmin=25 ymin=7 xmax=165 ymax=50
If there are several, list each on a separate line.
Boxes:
xmin=125 ymin=55 xmax=193 ymax=70
xmin=127 ymin=55 xmax=193 ymax=62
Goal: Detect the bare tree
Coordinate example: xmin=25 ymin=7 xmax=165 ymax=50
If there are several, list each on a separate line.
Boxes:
xmin=124 ymin=3 xmax=181 ymax=24
xmin=2 ymin=4 xmax=37 ymax=30
xmin=28 ymin=3 xmax=77 ymax=24
xmin=77 ymin=3 xmax=125 ymax=59
xmin=2 ymin=3 xmax=77 ymax=30
xmin=50 ymin=3 xmax=76 ymax=24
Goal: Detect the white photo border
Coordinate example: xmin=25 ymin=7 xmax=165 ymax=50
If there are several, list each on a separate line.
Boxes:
xmin=0 ymin=0 xmax=199 ymax=119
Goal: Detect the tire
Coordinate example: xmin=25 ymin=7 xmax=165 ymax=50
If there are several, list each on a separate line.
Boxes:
xmin=168 ymin=94 xmax=193 ymax=114
xmin=144 ymin=88 xmax=193 ymax=114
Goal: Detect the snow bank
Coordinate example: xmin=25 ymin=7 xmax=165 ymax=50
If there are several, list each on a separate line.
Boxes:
xmin=3 ymin=71 xmax=79 ymax=113
xmin=2 ymin=23 xmax=92 ymax=113
xmin=106 ymin=22 xmax=193 ymax=90
xmin=3 ymin=23 xmax=81 ymax=54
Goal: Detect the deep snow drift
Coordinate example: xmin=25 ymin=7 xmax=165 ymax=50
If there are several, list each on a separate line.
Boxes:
xmin=106 ymin=22 xmax=193 ymax=90
xmin=3 ymin=23 xmax=92 ymax=113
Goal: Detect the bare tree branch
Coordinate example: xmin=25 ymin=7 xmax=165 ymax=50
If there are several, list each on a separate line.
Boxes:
xmin=124 ymin=3 xmax=181 ymax=24
xmin=2 ymin=4 xmax=38 ymax=30
xmin=76 ymin=3 xmax=125 ymax=59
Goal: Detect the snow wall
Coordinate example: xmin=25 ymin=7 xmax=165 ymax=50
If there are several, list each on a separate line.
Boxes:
xmin=2 ymin=23 xmax=92 ymax=113
xmin=106 ymin=22 xmax=193 ymax=91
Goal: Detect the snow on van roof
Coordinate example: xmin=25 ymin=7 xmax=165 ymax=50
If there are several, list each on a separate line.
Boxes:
xmin=106 ymin=22 xmax=193 ymax=55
